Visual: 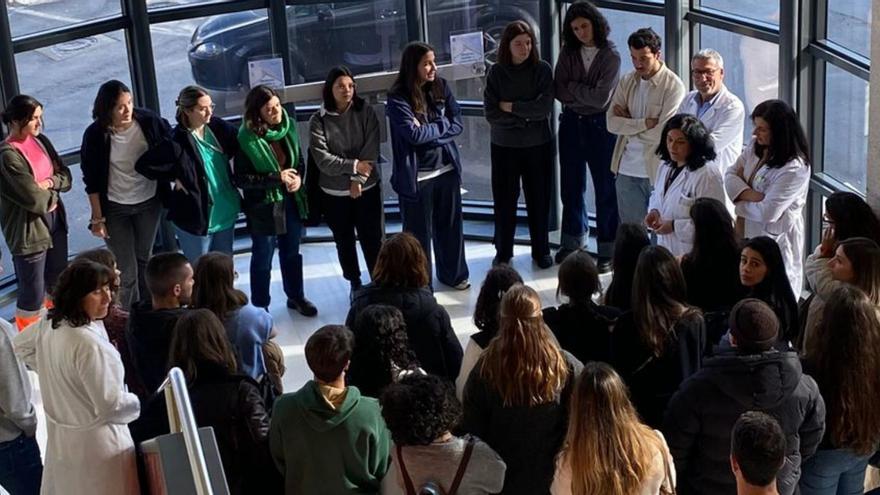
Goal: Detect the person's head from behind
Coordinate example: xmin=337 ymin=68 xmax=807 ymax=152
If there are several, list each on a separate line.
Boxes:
xmin=92 ymin=80 xmax=133 ymax=131
xmin=562 ymin=1 xmax=610 ymax=50
xmin=146 ymin=252 xmax=194 ymax=305
xmin=322 ymin=65 xmax=364 ymax=113
xmin=730 ymin=411 xmax=785 ymax=490
xmin=192 ymin=252 xmax=248 ymax=317
xmin=74 ymin=248 xmax=121 ymax=304
xmin=175 ymin=85 xmax=213 ymax=130
xmin=750 ymin=99 xmax=810 ymax=167
xmin=498 ymin=20 xmax=539 ymax=66
xmin=473 ymin=264 xmax=523 ymax=333
xmin=243 ymin=84 xmax=283 ymax=136
xmin=739 ymin=237 xmax=789 ymax=295
xmin=556 ymin=250 xmax=600 ymax=305
xmin=480 ymin=284 xmax=568 ymax=406
xmin=305 ymin=325 xmax=354 ymax=383
xmin=691 ymin=48 xmax=725 ymax=100
xmin=168 ymin=308 xmax=238 ymax=382
xmin=627 ymin=28 xmax=662 ymax=78
xmin=606 ymin=223 xmax=651 ymax=309
xmin=380 ymin=374 xmax=461 ymax=446
xmin=50 ymin=260 xmax=114 ymax=328
xmin=2 ymin=94 xmax=43 ymax=138
xmin=656 ymin=113 xmax=717 ymax=170
xmin=353 ymin=304 xmax=418 ymax=375
xmin=824 ymin=191 xmax=880 ymax=245
xmin=632 ymin=245 xmax=689 ymax=355
xmin=563 ymin=362 xmax=661 ymax=494
xmin=728 ymin=299 xmax=779 ymax=354
xmin=829 ymin=238 xmax=880 ymax=304
xmin=372 ymin=232 xmax=430 ymax=289
xmin=688 ymin=197 xmax=737 ymax=262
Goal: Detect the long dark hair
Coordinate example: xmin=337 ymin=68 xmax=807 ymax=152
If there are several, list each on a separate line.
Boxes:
xmin=497 ymin=20 xmax=539 ymax=66
xmin=192 ymin=252 xmax=248 ymax=318
xmin=825 ymin=192 xmax=880 ymax=245
xmin=1 ymin=94 xmax=42 ymax=131
xmin=684 ymin=198 xmax=740 ymax=274
xmin=741 ymin=236 xmax=798 ymax=340
xmin=837 ymin=237 xmax=880 ymax=305
xmin=605 ymin=223 xmax=651 ymax=310
xmin=321 ymin=65 xmax=365 ymax=112
xmin=807 ymin=285 xmax=880 ymax=454
xmin=473 ymin=265 xmax=523 ymax=334
xmin=92 ymin=80 xmax=131 ymax=131
xmin=561 ymin=1 xmax=610 ymax=50
xmin=49 ymin=260 xmax=114 ymax=329
xmin=243 ymin=84 xmax=281 ymax=137
xmin=390 ymin=42 xmax=445 ymax=122
xmin=751 ymin=99 xmax=811 ymax=168
xmin=168 ymin=309 xmax=239 ymax=382
xmin=655 ymin=114 xmax=717 ymax=171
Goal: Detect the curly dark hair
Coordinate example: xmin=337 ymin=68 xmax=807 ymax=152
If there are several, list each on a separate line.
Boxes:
xmin=348 ymin=304 xmax=419 ymax=397
xmin=628 ymin=27 xmax=661 ymax=54
xmin=49 ymin=260 xmax=114 ymax=329
xmin=473 ymin=265 xmax=523 ymax=333
xmin=380 ymin=373 xmax=462 ymax=445
xmin=562 ymin=1 xmax=610 ymax=50
xmin=655 ymin=113 xmax=717 ymax=171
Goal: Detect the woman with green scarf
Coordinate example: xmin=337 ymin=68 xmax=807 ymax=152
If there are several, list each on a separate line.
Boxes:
xmin=235 ymin=85 xmax=316 ymax=316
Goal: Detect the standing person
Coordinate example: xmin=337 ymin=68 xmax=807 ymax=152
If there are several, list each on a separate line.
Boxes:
xmin=136 ymin=85 xmax=241 ymax=262
xmin=387 ymin=41 xmax=469 ymax=290
xmin=800 ymin=286 xmax=880 ymax=494
xmin=740 ymin=237 xmax=799 ymax=345
xmin=724 ymin=99 xmax=811 ymax=297
xmin=553 ymin=1 xmax=621 ymax=269
xmin=607 ymin=28 xmax=686 ymax=227
xmin=14 ymin=261 xmax=141 ymax=495
xmin=460 ymin=284 xmax=583 ymax=495
xmin=730 ymin=412 xmax=787 ymax=495
xmin=645 ymin=114 xmax=725 ymax=256
xmin=0 ymin=95 xmax=72 ymax=331
xmin=81 ymin=80 xmax=171 ymax=310
xmin=484 ymin=20 xmax=554 ymax=268
xmin=236 ymin=85 xmax=316 ymax=316
xmin=309 ymin=66 xmax=383 ymax=292
xmin=551 ymin=362 xmax=675 ymax=495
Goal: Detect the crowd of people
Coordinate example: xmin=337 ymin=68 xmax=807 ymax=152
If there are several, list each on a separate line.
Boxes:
xmin=1 ymin=0 xmax=879 ymax=494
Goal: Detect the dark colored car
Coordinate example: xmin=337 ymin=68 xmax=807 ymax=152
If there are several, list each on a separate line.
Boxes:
xmin=188 ymin=1 xmax=540 ymax=93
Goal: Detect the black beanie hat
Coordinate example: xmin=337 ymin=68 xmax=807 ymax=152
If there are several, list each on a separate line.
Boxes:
xmin=729 ymin=298 xmax=779 ymax=352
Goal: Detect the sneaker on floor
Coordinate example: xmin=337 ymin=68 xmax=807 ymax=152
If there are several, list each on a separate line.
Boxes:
xmin=452 ymin=279 xmax=471 ymax=290
xmin=286 ymin=297 xmax=318 ymax=317
xmin=554 ymin=248 xmax=575 ymax=265
xmin=534 ymin=254 xmax=554 ymax=269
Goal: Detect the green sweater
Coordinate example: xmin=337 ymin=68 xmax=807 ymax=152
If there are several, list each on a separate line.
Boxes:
xmin=269 ymin=381 xmax=390 ymax=494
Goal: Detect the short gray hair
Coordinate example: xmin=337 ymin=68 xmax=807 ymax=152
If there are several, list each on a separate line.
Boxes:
xmin=692 ymin=48 xmax=724 ymax=69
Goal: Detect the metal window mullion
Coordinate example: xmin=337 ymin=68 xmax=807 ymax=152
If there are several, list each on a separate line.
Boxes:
xmin=665 ymin=0 xmax=687 ymax=78
xmin=0 ymin=0 xmax=19 ymax=129
xmin=807 ymin=42 xmax=870 ymax=80
xmin=148 ymin=0 xmax=267 ymax=24
xmin=11 ymin=17 xmax=129 ymax=53
xmin=777 ymin=0 xmax=797 ymax=104
xmin=123 ymin=0 xmax=160 ymax=112
xmin=683 ymin=11 xmax=778 ymax=44
xmin=270 ymin=0 xmax=294 ymax=85
xmin=591 ymin=0 xmax=664 ymax=16
xmin=404 ymin=0 xmax=425 ymax=42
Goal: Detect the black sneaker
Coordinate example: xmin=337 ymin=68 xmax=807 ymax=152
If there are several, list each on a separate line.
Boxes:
xmin=534 ymin=254 xmax=553 ymax=269
xmin=554 ymin=248 xmax=575 ymax=265
xmin=287 ymin=297 xmax=318 ymax=317
xmin=597 ymin=257 xmax=613 ymax=274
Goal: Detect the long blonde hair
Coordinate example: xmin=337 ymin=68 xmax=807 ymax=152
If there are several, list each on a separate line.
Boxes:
xmin=561 ymin=362 xmax=665 ymax=494
xmin=477 ymin=284 xmax=569 ymax=406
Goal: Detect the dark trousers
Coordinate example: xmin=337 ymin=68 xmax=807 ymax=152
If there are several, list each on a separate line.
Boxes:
xmin=250 ymin=197 xmax=304 ymax=308
xmin=104 ymin=196 xmax=162 ymax=309
xmin=490 ymin=141 xmax=553 ymax=261
xmin=558 ymin=109 xmax=619 ymax=258
xmin=400 ymin=170 xmax=469 ymax=287
xmin=0 ymin=434 xmax=42 ymax=495
xmin=13 ymin=207 xmax=68 ymax=312
xmin=322 ymin=184 xmax=385 ymax=285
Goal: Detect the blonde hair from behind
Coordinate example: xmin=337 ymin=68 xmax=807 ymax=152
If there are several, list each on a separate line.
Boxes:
xmin=477 ymin=284 xmax=569 ymax=407
xmin=561 ymin=362 xmax=665 ymax=495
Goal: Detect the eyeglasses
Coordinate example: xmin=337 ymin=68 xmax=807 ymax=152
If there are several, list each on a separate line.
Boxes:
xmin=691 ymin=68 xmax=719 ymax=77
xmin=195 ymin=103 xmax=216 ymax=113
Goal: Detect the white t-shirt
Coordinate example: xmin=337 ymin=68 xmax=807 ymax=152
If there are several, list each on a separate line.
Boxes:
xmin=107 ymin=121 xmax=156 ymax=204
xmin=617 ymin=78 xmax=652 ymax=179
xmin=580 ymin=46 xmax=599 ymax=74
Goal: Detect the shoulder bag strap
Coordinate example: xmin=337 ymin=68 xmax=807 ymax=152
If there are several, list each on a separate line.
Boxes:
xmin=448 ymin=436 xmax=476 ymax=495
xmin=396 ymin=444 xmax=418 ymax=495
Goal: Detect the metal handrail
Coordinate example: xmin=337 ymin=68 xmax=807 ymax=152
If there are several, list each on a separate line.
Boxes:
xmin=158 ymin=367 xmax=214 ymax=495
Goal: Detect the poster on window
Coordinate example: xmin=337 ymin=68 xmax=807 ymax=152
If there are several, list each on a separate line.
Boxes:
xmin=248 ymin=57 xmax=285 ymax=90
xmin=450 ymin=31 xmax=485 ymax=77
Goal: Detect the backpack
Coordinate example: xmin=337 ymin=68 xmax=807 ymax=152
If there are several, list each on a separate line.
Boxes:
xmin=397 ymin=436 xmax=475 ymax=495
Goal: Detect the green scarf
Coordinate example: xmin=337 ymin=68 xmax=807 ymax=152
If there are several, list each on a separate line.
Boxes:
xmin=238 ymin=108 xmax=308 ymax=218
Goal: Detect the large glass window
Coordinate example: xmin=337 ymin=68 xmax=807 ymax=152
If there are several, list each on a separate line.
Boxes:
xmin=699 ymin=25 xmax=778 ymax=138
xmin=147 ymin=0 xmax=234 ymax=10
xmin=823 ymin=63 xmax=868 ymax=192
xmin=8 ymin=0 xmax=121 ymax=38
xmin=15 ymin=31 xmax=132 ymax=152
xmin=600 ymin=9 xmax=664 ymax=75
xmin=826 ymin=0 xmax=871 ymax=57
xmin=697 ymin=0 xmax=780 ymax=26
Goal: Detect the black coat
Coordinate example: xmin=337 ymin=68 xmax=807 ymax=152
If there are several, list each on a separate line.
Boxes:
xmin=611 ymin=310 xmax=705 ymax=428
xmin=80 ymin=108 xmax=172 ymax=205
xmin=663 ymin=347 xmax=826 ymax=495
xmin=543 ymin=302 xmax=620 ymax=365
xmin=233 ymin=139 xmax=304 ymax=236
xmin=135 ymin=117 xmax=241 ymax=236
xmin=125 ymin=301 xmax=187 ymax=395
xmin=346 ymin=284 xmax=463 ymax=383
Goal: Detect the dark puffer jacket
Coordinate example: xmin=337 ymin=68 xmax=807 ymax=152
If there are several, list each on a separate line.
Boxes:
xmin=345 ymin=284 xmax=463 ymax=383
xmin=663 ymin=346 xmax=826 ymax=495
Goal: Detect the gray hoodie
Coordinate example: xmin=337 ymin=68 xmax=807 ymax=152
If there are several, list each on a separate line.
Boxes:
xmin=0 ymin=318 xmax=37 ymax=442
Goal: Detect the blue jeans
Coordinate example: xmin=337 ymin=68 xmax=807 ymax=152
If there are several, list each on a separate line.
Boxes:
xmin=615 ymin=174 xmax=653 ymax=227
xmin=558 ymin=110 xmax=619 ymax=257
xmin=800 ymin=448 xmax=871 ymax=495
xmin=0 ymin=434 xmax=42 ymax=495
xmin=175 ymin=224 xmax=235 ymax=263
xmin=249 ymin=197 xmax=304 ymax=308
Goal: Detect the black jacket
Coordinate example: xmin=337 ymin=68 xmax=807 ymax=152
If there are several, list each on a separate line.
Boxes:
xmin=80 ymin=108 xmax=172 ymax=205
xmin=681 ymin=255 xmax=746 ymax=313
xmin=233 ymin=139 xmax=304 ymax=236
xmin=543 ymin=302 xmax=620 ymax=365
xmin=663 ymin=347 xmax=826 ymax=495
xmin=611 ymin=310 xmax=705 ymax=428
xmin=125 ymin=301 xmax=187 ymax=395
xmin=135 ymin=117 xmax=241 ymax=236
xmin=346 ymin=284 xmax=463 ymax=383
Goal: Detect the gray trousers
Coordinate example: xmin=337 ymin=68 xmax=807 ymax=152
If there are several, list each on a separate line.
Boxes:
xmin=104 ymin=196 xmax=162 ymax=310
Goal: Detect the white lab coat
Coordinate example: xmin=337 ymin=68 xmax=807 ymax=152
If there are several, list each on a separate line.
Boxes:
xmin=724 ymin=140 xmax=810 ymax=296
xmin=14 ymin=317 xmax=140 ymax=495
xmin=648 ymin=161 xmax=726 ymax=256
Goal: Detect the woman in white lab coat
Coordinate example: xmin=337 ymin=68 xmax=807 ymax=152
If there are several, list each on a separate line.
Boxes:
xmin=14 ymin=260 xmax=140 ymax=495
xmin=724 ymin=99 xmax=811 ymax=296
xmin=645 ymin=114 xmax=725 ymax=257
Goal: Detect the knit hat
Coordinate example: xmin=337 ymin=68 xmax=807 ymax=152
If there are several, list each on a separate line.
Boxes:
xmin=729 ymin=298 xmax=779 ymax=352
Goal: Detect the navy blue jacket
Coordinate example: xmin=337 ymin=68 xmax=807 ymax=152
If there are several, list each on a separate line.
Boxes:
xmin=136 ymin=116 xmax=241 ymax=236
